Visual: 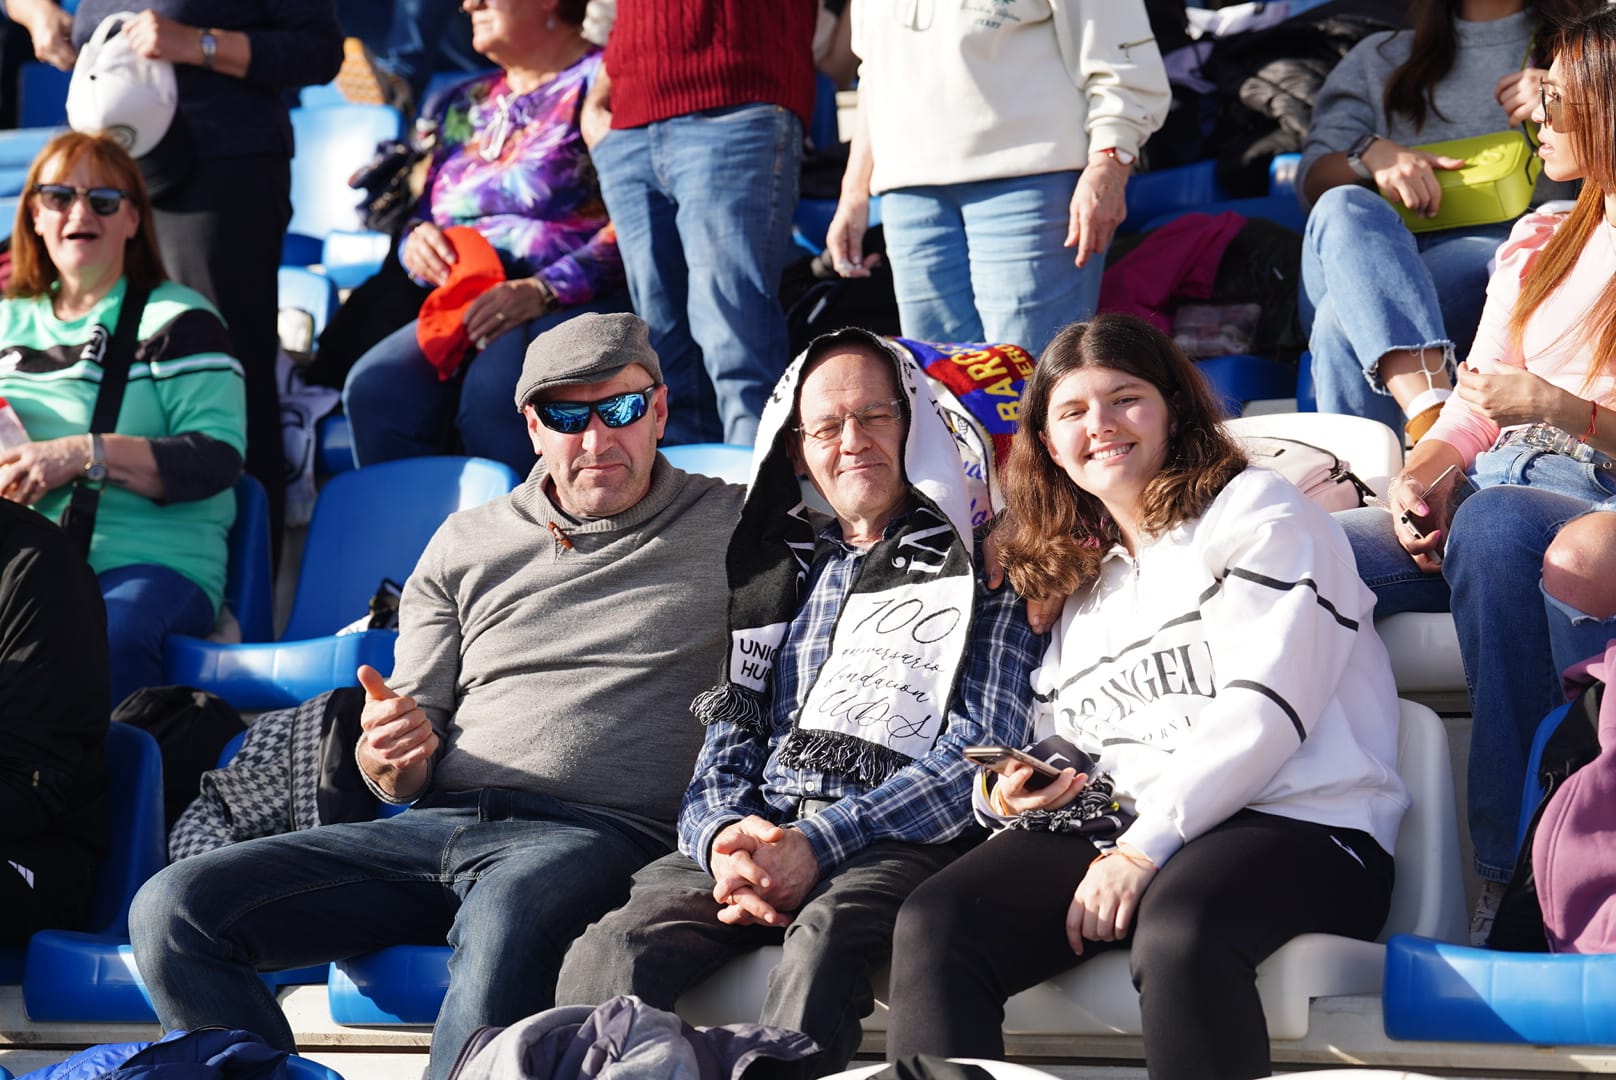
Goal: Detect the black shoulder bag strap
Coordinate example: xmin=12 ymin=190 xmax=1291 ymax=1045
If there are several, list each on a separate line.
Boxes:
xmin=59 ymin=285 xmax=151 ymax=557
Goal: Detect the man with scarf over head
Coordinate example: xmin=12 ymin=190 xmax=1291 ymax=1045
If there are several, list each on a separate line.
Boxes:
xmin=556 ymin=327 xmax=1042 ymax=1076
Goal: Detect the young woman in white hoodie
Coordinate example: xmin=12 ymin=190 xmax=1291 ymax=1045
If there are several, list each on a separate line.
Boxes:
xmin=884 ymin=313 xmax=1409 ymax=1080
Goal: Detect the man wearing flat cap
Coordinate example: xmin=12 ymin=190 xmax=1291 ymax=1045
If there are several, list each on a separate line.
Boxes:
xmin=130 ymin=313 xmax=747 ymax=1080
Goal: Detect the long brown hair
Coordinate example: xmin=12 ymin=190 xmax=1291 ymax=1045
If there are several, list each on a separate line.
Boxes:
xmin=1506 ymin=6 xmax=1616 ymax=390
xmin=1382 ymin=0 xmax=1593 ymax=131
xmin=995 ymin=315 xmax=1246 ymax=601
xmin=7 ymin=131 xmax=167 ymax=300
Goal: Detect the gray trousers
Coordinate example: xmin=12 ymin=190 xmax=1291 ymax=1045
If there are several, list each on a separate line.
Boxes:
xmin=555 ymin=837 xmax=966 ymax=1075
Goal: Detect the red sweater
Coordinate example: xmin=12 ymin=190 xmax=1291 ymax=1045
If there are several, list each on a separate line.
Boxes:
xmin=604 ymin=0 xmax=817 ymax=131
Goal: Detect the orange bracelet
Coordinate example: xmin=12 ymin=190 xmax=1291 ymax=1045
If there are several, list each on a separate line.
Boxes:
xmin=1089 ymin=847 xmax=1156 ymax=871
xmin=1583 ymin=399 xmax=1600 ymax=443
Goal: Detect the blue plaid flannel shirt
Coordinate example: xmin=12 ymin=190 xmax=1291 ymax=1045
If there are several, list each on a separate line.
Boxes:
xmin=678 ymin=518 xmax=1044 ymax=875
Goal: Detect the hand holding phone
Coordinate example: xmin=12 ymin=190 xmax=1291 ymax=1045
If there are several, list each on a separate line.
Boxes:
xmin=962 ymin=737 xmax=1095 ymax=791
xmin=1399 ymin=464 xmax=1478 ymax=550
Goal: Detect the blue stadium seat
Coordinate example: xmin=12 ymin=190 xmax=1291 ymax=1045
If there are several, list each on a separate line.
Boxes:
xmin=278 ymin=266 xmax=342 ymax=338
xmin=1382 ymin=700 xmax=1616 ymax=1044
xmin=1122 ymin=160 xmax=1225 ymax=234
xmin=285 ymin=104 xmax=405 ymax=266
xmin=0 ymin=197 xmax=21 ymax=244
xmin=16 ymin=63 xmax=69 ymax=128
xmin=661 ymin=443 xmax=754 ymax=485
xmin=225 ymin=474 xmax=275 ymax=645
xmin=163 ymin=456 xmax=519 ymax=710
xmin=1195 ymin=354 xmax=1298 ymax=417
xmin=317 ymin=412 xmax=356 ymax=478
xmin=329 ymin=944 xmax=452 ymax=1024
xmin=0 ymin=126 xmax=63 ymax=199
xmin=321 ymin=229 xmax=393 ymax=290
xmin=21 ymin=723 xmax=168 ymax=1022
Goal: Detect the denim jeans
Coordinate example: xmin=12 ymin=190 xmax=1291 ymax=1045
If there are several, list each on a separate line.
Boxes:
xmin=879 ymin=170 xmax=1102 ymax=359
xmin=1301 ymin=185 xmax=1511 ymax=432
xmin=99 ymin=563 xmax=215 ymax=709
xmin=555 ymin=839 xmax=963 ymax=1077
xmin=341 ymin=294 xmax=632 ymax=478
xmin=130 ymin=789 xmax=666 ymax=1080
xmin=589 ymin=105 xmax=801 ymax=447
xmin=1337 ymin=445 xmax=1616 ymax=880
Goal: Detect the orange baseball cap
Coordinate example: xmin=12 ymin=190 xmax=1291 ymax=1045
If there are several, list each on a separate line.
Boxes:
xmin=415 ymin=225 xmax=507 ymax=381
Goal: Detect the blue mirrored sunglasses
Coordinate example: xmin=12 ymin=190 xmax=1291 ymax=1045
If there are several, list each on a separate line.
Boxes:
xmin=531 ymin=386 xmax=658 ymax=434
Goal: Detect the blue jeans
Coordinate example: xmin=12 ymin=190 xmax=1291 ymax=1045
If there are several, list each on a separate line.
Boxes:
xmin=589 ymin=104 xmax=802 ymax=446
xmin=1337 ymin=446 xmax=1616 ymax=880
xmin=130 ymin=788 xmax=665 ymax=1080
xmin=341 ymin=294 xmax=631 ymax=479
xmin=100 ymin=563 xmax=214 ymax=708
xmin=879 ymin=170 xmax=1102 ymax=359
xmin=1301 ymin=185 xmax=1511 ymax=432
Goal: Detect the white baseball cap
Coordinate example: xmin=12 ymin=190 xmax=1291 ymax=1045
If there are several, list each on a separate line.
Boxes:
xmin=66 ymin=12 xmax=177 ymax=159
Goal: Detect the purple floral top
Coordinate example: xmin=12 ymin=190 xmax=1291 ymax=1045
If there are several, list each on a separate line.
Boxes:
xmin=410 ymin=49 xmax=623 ymax=308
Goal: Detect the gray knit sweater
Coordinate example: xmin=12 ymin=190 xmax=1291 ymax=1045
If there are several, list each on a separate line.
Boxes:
xmin=391 ymin=455 xmax=745 ymax=847
xmin=1300 ymin=9 xmax=1539 ymax=205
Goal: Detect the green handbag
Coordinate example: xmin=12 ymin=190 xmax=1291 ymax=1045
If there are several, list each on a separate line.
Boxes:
xmin=1391 ymin=125 xmax=1542 ymax=233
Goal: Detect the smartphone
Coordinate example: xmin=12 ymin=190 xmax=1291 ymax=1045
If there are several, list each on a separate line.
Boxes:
xmin=1400 ymin=465 xmax=1479 ymax=540
xmin=962 ymin=740 xmax=1094 ymax=791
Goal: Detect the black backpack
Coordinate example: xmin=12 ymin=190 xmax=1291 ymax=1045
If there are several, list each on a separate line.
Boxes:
xmin=112 ymin=687 xmax=247 ymax=830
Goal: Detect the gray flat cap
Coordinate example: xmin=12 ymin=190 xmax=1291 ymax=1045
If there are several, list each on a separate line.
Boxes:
xmin=513 ymin=312 xmax=663 ymax=408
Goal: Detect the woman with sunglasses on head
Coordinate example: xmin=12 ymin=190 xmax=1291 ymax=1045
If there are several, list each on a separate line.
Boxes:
xmin=341 ymin=0 xmax=628 ymax=480
xmin=884 ymin=313 xmax=1407 ymax=1080
xmin=1299 ymin=0 xmax=1595 ymax=441
xmin=0 ymin=130 xmax=245 ymax=708
xmin=1337 ymin=5 xmax=1616 ymax=944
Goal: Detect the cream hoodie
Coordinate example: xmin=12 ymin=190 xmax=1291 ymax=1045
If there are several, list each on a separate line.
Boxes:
xmin=852 ymin=0 xmax=1171 ymax=194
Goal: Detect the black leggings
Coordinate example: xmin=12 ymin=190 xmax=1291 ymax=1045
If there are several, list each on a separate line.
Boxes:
xmin=885 ymin=809 xmax=1394 ymax=1080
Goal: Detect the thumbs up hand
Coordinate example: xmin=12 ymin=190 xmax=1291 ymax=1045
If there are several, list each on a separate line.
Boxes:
xmin=355 ymin=664 xmax=439 ymax=801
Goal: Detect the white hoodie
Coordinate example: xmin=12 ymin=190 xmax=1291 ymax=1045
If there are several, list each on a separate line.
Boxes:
xmin=1012 ymin=467 xmax=1409 ymax=867
xmin=852 ymin=0 xmax=1171 ymax=194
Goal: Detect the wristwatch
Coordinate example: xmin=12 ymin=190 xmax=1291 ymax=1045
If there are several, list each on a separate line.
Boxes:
xmin=83 ymin=433 xmax=107 ymax=488
xmin=199 ymin=29 xmax=218 ymax=71
xmin=1094 ymin=146 xmax=1137 ymax=168
xmin=1346 ymin=132 xmax=1380 ymax=181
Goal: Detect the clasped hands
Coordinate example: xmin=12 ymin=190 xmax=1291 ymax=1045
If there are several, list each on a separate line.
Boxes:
xmin=708 ymin=815 xmax=821 ymax=927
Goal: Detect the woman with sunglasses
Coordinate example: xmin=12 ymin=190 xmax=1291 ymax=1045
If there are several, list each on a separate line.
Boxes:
xmin=4 ymin=0 xmax=343 ymax=556
xmin=1299 ymin=0 xmax=1594 ymax=441
xmin=340 ymin=0 xmax=628 ymax=480
xmin=1337 ymin=5 xmax=1616 ymax=943
xmin=884 ymin=314 xmax=1406 ymax=1080
xmin=0 ymin=130 xmax=245 ymax=708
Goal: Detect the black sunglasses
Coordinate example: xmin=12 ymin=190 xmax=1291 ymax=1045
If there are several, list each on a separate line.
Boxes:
xmin=32 ymin=183 xmax=131 ymax=216
xmin=530 ymin=386 xmax=658 ymax=434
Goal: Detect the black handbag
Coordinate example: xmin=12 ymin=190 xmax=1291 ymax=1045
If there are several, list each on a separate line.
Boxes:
xmin=57 ymin=285 xmax=150 ymax=558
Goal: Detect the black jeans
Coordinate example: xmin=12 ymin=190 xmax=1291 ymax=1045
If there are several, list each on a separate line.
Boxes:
xmin=885 ymin=809 xmax=1394 ymax=1080
xmin=152 ymin=153 xmax=293 ymax=557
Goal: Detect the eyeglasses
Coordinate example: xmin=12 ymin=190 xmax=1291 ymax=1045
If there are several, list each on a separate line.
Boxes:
xmin=1540 ymin=85 xmax=1576 ymax=132
xmin=794 ymin=399 xmax=905 ymax=444
xmin=31 ymin=184 xmax=131 ymax=216
xmin=530 ymin=386 xmax=658 ymax=434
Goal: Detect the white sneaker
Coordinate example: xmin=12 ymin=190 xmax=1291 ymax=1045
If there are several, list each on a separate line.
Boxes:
xmin=1470 ymin=879 xmax=1507 ymax=946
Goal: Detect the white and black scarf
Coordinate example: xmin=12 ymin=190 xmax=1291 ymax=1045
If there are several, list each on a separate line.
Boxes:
xmin=691 ymin=337 xmax=980 ymax=786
